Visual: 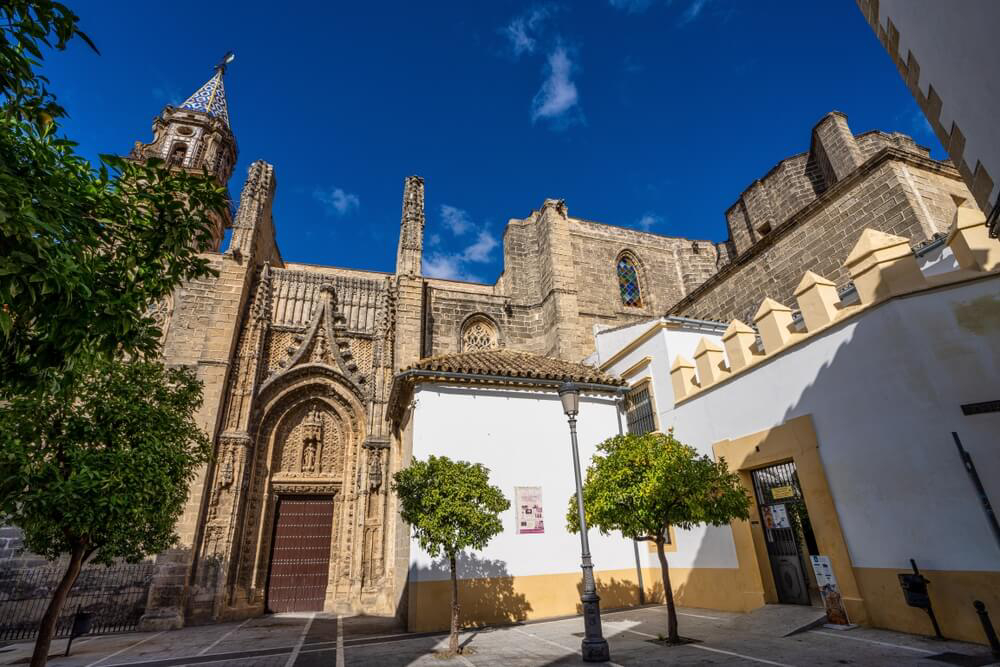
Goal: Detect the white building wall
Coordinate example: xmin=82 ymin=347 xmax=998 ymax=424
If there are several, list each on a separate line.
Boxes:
xmin=408 ymin=385 xmax=638 ymax=583
xmin=874 ymin=0 xmax=1000 ymax=205
xmin=660 ymin=279 xmax=1000 ymax=572
xmin=595 ymin=325 xmax=742 ymax=571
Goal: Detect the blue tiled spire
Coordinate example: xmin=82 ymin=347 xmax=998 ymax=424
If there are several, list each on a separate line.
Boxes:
xmin=179 ymin=58 xmax=232 ymax=126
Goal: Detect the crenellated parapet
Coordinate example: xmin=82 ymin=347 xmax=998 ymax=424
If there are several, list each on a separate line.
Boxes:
xmin=670 ymin=204 xmax=999 ymax=402
xmin=668 ymin=111 xmax=976 ymax=325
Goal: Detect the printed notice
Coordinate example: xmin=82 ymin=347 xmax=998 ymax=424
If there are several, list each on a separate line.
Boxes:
xmin=769 ymin=504 xmax=790 ymax=529
xmin=810 ymin=555 xmax=850 ymax=625
xmin=771 ymin=485 xmax=795 ymax=499
xmin=515 ymin=486 xmax=544 ymax=534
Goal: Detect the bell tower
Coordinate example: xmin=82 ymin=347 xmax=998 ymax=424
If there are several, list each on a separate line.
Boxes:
xmin=131 ymin=53 xmax=239 ymax=248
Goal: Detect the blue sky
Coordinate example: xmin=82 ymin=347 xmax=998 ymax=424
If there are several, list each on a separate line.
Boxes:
xmin=44 ymin=1 xmax=942 ymax=283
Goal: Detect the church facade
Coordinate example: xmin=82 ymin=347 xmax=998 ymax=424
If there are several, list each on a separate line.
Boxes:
xmin=84 ymin=65 xmax=979 ymax=628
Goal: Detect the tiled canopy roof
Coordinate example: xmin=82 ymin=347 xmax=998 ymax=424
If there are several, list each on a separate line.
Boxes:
xmin=179 ymin=70 xmax=231 ymax=126
xmin=401 ymin=349 xmax=626 ymax=387
xmin=386 ymin=349 xmax=625 ymax=424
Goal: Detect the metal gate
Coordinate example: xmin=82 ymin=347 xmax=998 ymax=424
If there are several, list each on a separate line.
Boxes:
xmin=751 ymin=462 xmax=812 ymax=605
xmin=0 ymin=561 xmax=154 ymax=641
xmin=266 ymin=495 xmax=334 ymax=613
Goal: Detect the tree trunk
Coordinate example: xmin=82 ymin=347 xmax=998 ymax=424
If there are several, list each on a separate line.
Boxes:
xmin=449 ymin=553 xmax=460 ymax=654
xmin=656 ymin=538 xmax=680 ymax=644
xmin=31 ymin=544 xmax=86 ymax=667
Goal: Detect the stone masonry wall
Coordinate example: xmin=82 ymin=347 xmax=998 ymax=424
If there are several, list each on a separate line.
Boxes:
xmin=424 ymin=206 xmax=718 ymax=361
xmin=668 ymin=152 xmax=972 ymax=323
xmin=569 ymin=219 xmax=716 ymax=355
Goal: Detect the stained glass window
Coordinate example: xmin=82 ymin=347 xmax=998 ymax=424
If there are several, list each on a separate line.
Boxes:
xmin=617 ymin=255 xmax=642 ymax=306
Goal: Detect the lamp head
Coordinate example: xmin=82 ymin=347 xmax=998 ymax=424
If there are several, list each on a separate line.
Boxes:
xmin=558 ymin=381 xmax=580 ymax=416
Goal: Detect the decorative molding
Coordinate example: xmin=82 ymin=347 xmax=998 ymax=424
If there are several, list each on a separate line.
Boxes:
xmin=599 ymin=321 xmax=672 ymax=371
xmin=620 ymin=356 xmax=652 ymax=379
xmin=271 ymin=481 xmax=341 ymax=495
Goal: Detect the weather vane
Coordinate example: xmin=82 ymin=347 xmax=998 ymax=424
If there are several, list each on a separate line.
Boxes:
xmin=215 ymin=51 xmax=236 ymax=74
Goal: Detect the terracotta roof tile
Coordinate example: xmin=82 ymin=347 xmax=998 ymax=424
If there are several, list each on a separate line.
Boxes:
xmin=386 ymin=350 xmax=626 ymax=423
xmin=402 ymin=349 xmax=626 ymax=387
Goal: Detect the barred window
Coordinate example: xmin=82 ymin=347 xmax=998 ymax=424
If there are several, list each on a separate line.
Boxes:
xmin=617 ymin=255 xmax=642 ymax=307
xmin=625 ymin=382 xmax=656 ymax=435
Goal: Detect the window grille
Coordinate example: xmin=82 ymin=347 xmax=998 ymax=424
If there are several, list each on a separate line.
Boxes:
xmin=625 ymin=383 xmax=656 ymax=435
xmin=617 ymin=256 xmax=642 ymax=306
xmin=461 ymin=317 xmax=498 ymax=352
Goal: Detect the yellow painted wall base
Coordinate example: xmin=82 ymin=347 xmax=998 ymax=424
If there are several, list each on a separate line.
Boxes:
xmin=853 ymin=567 xmax=1000 ymax=645
xmin=640 ymin=566 xmax=761 ymax=613
xmin=409 ymin=562 xmax=1000 ymax=646
xmin=406 ymin=566 xmax=750 ymax=633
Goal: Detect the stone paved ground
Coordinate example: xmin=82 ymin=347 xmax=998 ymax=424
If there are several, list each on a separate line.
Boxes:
xmin=1 ymin=605 xmax=997 ymax=667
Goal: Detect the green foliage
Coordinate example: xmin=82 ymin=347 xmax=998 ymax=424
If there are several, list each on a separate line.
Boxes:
xmin=0 ymin=1 xmax=96 ymax=127
xmin=566 ymin=431 xmax=750 ymax=542
xmin=0 ymin=358 xmax=212 ymax=563
xmin=393 ymin=455 xmax=510 ymax=559
xmin=0 ymin=1 xmax=227 ymax=396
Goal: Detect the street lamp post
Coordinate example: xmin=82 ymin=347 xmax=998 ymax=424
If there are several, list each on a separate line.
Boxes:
xmin=559 ymin=381 xmax=611 ymax=663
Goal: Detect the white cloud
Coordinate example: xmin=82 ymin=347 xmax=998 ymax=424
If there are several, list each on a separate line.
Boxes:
xmin=441 ymin=204 xmax=474 ymax=235
xmin=462 ymin=229 xmax=498 ymax=263
xmin=313 ymin=187 xmax=360 ymax=216
xmin=422 ymin=253 xmax=474 ymax=281
xmin=421 ymin=205 xmax=499 ymax=282
xmin=636 ymin=213 xmax=662 ymax=231
xmin=679 ymin=0 xmax=709 ymax=25
xmin=531 ymin=47 xmax=581 ymax=125
xmin=502 ymin=6 xmax=554 ymax=58
xmin=609 ymin=0 xmax=654 ymax=13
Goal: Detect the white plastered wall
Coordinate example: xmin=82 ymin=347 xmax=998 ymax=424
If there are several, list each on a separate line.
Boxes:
xmin=407 ymin=384 xmax=640 ymax=583
xmin=595 ymin=324 xmax=742 ymax=572
xmin=599 ymin=279 xmax=1000 ymax=573
xmin=877 ymin=0 xmax=1000 ymax=205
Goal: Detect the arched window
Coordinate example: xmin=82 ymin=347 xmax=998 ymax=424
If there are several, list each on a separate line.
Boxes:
xmin=168 ymin=142 xmax=188 ymax=166
xmin=617 ymin=254 xmax=642 ymax=307
xmin=461 ymin=315 xmax=499 ymax=352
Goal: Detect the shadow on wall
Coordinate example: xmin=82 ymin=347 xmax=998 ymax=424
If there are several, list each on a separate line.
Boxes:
xmin=411 ymin=552 xmax=532 ymax=630
xmin=765 ymin=282 xmax=1000 ymax=643
xmin=670 ymin=258 xmax=1000 ymax=641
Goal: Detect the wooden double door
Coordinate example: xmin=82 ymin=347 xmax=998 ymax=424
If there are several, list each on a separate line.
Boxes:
xmin=266 ymin=495 xmax=334 ymax=613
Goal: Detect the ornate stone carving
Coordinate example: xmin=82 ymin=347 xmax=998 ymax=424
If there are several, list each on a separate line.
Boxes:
xmin=367 ymin=449 xmax=383 ymax=491
xmin=301 ymin=406 xmax=323 ymax=474
xmin=461 ymin=316 xmax=499 ymax=352
xmin=271 ymin=482 xmax=340 ymax=495
xmin=147 ymin=294 xmax=174 ymax=340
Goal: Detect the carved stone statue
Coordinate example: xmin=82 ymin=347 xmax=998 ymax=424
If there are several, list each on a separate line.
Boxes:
xmin=302 ymin=440 xmax=317 ymax=473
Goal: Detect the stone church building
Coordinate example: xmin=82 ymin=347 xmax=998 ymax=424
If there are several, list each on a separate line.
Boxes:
xmin=2 ymin=61 xmax=975 ymax=632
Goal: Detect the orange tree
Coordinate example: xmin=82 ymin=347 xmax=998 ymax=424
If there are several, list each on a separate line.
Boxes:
xmin=393 ymin=456 xmax=509 ymax=654
xmin=0 ymin=358 xmax=212 ymax=667
xmin=0 ymin=0 xmax=227 ymax=397
xmin=567 ymin=431 xmax=749 ymax=644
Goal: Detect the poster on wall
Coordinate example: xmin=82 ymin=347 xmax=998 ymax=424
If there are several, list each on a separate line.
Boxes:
xmin=769 ymin=504 xmax=790 ymax=529
xmin=810 ymin=555 xmax=851 ymax=625
xmin=515 ymin=486 xmax=544 ymax=534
